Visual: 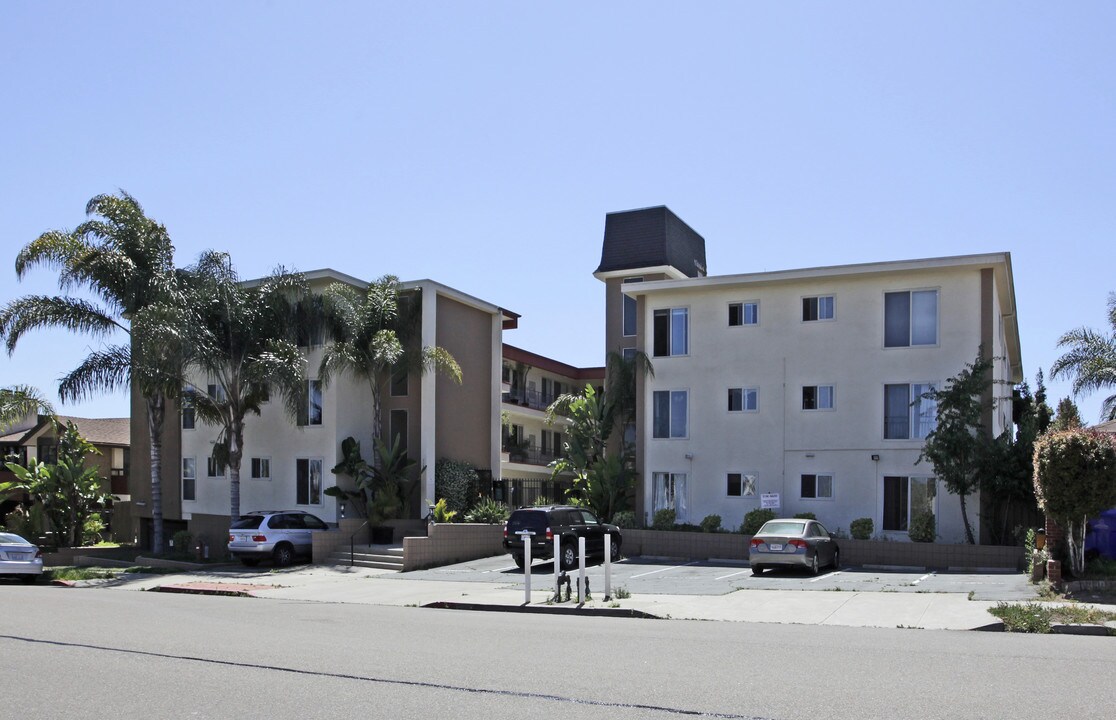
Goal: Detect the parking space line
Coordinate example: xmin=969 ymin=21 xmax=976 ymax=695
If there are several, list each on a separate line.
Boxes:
xmin=629 ymin=561 xmax=700 ymax=579
xmin=809 ymin=570 xmax=842 ymax=583
xmin=715 ymin=570 xmax=751 ymax=581
xmin=910 ymin=571 xmax=936 ymax=586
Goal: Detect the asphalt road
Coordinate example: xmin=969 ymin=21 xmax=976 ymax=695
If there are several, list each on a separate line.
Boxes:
xmin=2 ymin=586 xmax=1110 ymax=720
xmin=392 ymin=554 xmax=1040 ymax=600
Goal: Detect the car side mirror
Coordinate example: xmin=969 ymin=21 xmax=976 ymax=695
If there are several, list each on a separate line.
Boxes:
xmin=829 ymin=532 xmax=836 ymax=539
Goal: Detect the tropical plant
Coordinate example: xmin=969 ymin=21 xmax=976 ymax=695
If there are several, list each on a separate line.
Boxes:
xmin=741 ymin=508 xmax=776 ymax=535
xmin=325 ymin=435 xmax=419 ymax=527
xmin=1 ymin=421 xmax=110 ymax=547
xmin=430 ymin=498 xmax=457 ymax=523
xmin=548 ymin=385 xmax=632 ymax=521
xmin=464 ymin=498 xmax=509 ymax=524
xmin=0 ymin=192 xmax=187 ymax=554
xmin=185 ymin=252 xmax=312 ymax=521
xmin=0 ymin=385 xmax=54 ymax=428
xmin=1050 ymin=292 xmax=1116 ymax=422
xmin=850 ymin=517 xmax=874 ymax=540
xmin=1033 ymin=429 xmax=1116 ymax=576
xmin=918 ymin=351 xmax=994 ymax=544
xmin=318 ymin=276 xmax=461 ymax=472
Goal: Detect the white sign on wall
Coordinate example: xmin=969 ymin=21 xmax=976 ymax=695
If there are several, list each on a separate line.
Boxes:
xmin=761 ymin=492 xmax=781 ymax=510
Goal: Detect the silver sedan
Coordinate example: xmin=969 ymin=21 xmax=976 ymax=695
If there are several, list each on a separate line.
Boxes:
xmin=748 ymin=519 xmax=839 ymax=575
xmin=0 ymin=532 xmax=44 ymax=584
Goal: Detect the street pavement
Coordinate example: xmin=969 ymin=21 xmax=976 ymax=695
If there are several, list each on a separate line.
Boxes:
xmin=51 ymin=554 xmax=1105 ymax=631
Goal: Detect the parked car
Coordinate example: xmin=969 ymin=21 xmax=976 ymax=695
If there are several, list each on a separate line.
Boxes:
xmin=0 ymin=532 xmax=44 ymax=584
xmin=228 ymin=511 xmax=330 ymax=567
xmin=502 ymin=505 xmax=622 ymax=570
xmin=748 ymin=518 xmax=839 ymax=575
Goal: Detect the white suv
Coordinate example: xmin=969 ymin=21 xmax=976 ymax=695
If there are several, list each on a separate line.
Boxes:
xmin=227 ymin=511 xmax=330 ymax=567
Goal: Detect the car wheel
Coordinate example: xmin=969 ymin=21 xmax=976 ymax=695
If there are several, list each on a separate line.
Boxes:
xmin=240 ymin=558 xmax=260 ymax=567
xmin=752 ymin=565 xmax=763 ymax=576
xmin=272 ymin=543 xmax=294 ymax=567
xmin=20 ymin=574 xmax=37 ymax=585
xmin=560 ymin=543 xmax=577 ymax=570
xmin=512 ymin=553 xmax=525 ymax=569
xmin=609 ymin=538 xmax=622 ymax=561
xmin=809 ymin=553 xmax=819 ymax=575
xmin=831 ymin=548 xmax=840 ymax=570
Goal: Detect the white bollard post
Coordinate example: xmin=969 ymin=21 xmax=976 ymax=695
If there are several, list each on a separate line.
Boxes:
xmin=554 ymin=535 xmax=561 ymax=599
xmin=604 ymin=532 xmax=612 ymax=601
xmin=578 ymin=536 xmax=587 ymax=603
xmin=523 ymin=534 xmax=532 ymax=604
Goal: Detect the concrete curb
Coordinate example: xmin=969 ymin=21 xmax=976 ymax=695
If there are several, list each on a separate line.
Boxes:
xmin=422 ymin=601 xmax=661 ymax=619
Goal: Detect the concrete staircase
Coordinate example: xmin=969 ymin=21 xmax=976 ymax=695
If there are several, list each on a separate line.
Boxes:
xmin=326 ymin=543 xmax=405 ymax=571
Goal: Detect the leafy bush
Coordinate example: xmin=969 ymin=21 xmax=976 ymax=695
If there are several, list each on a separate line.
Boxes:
xmin=651 ymin=508 xmax=676 ymax=530
xmin=741 ymin=508 xmax=776 ymax=535
xmin=700 ymin=514 xmax=723 ymax=533
xmin=793 ymin=512 xmax=816 ymax=520
xmin=850 ymin=517 xmax=874 ymax=540
xmin=82 ymin=513 xmax=106 ymax=545
xmin=431 ymin=498 xmax=457 ymax=523
xmin=170 ymin=530 xmax=193 ymax=559
xmin=612 ymin=511 xmax=638 ymax=529
xmin=464 ymin=498 xmax=509 ymax=524
xmin=908 ymin=511 xmax=936 ymax=543
xmin=434 ymin=458 xmax=480 ymax=516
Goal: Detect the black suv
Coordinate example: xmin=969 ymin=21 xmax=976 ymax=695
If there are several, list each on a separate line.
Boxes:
xmin=502 ymin=505 xmax=622 ymax=569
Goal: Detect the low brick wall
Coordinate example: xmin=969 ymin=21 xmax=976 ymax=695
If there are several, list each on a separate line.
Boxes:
xmin=624 ymin=529 xmax=1024 ymax=570
xmin=402 ymin=523 xmax=504 ymax=571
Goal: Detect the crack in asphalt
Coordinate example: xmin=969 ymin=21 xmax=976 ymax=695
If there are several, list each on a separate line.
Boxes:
xmin=1 ymin=634 xmax=771 ymax=719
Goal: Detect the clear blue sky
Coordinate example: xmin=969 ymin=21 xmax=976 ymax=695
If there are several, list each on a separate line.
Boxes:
xmin=2 ymin=2 xmax=1113 ymax=423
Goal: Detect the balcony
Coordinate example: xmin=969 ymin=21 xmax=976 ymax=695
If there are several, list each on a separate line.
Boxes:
xmin=502 ymin=442 xmax=564 ymax=467
xmin=501 ymin=387 xmax=563 ymax=413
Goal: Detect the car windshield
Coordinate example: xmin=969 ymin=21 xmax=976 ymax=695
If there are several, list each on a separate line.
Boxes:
xmin=0 ymin=532 xmax=30 ymax=545
xmin=758 ymin=521 xmax=806 ymax=536
xmin=230 ymin=517 xmax=265 ymax=530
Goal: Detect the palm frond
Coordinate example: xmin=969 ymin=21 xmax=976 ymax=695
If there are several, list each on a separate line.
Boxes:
xmin=0 ymin=385 xmax=55 ymax=427
xmin=14 ymin=230 xmax=89 ymax=280
xmin=422 ymin=346 xmax=462 ymax=384
xmin=57 ymin=345 xmax=131 ymax=403
xmin=0 ymin=295 xmax=124 ymax=354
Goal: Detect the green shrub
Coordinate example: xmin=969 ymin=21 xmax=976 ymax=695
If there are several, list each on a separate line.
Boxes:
xmin=170 ymin=530 xmax=193 ymax=558
xmin=612 ymin=511 xmax=638 ymax=529
xmin=793 ymin=512 xmax=816 ymax=520
xmin=434 ymin=459 xmax=480 ymax=515
xmin=431 ymin=498 xmax=457 ymax=523
xmin=850 ymin=517 xmax=873 ymax=540
xmin=908 ymin=511 xmax=936 ymax=543
xmin=464 ymin=498 xmax=509 ymax=524
xmin=651 ymin=508 xmax=676 ymax=530
xmin=741 ymin=508 xmax=776 ymax=535
xmin=700 ymin=514 xmax=723 ymax=533
xmin=82 ymin=513 xmax=106 ymax=545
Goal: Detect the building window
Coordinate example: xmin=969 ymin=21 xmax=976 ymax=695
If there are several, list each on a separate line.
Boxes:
xmin=250 ymin=457 xmax=271 ymax=480
xmin=653 ymin=308 xmax=688 ymax=357
xmin=729 ymin=302 xmax=759 ymax=327
xmin=802 ymin=385 xmax=834 ymax=410
xmin=390 ymin=371 xmax=408 ymax=397
xmin=207 ymin=456 xmax=224 ymax=478
xmin=802 ymin=295 xmax=835 ymax=322
xmin=207 ymin=381 xmax=226 ymax=403
xmin=37 ymin=438 xmax=58 ymax=465
xmin=622 ymin=347 xmax=637 ymax=361
xmin=297 ymin=380 xmax=323 ymax=426
xmin=182 ymin=458 xmax=196 ymax=501
xmin=389 ymin=409 xmax=408 ymax=459
xmin=883 ymin=476 xmax=936 ymax=532
xmin=296 ymin=458 xmax=324 ymax=506
xmin=801 ymin=474 xmax=834 ymax=500
xmin=727 ymin=473 xmax=757 ymax=497
xmin=884 ymin=383 xmax=937 ymax=439
xmin=728 ymin=387 xmax=759 ymax=412
xmin=652 ymin=390 xmax=688 ymax=438
xmin=652 ymin=472 xmax=687 ymax=523
xmin=181 ymin=389 xmax=195 ymax=430
xmin=623 ymin=277 xmax=643 ymax=337
xmin=885 ymin=290 xmax=938 ymax=347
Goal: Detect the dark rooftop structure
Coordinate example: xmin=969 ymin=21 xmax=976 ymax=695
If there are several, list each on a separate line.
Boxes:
xmin=595 ymin=206 xmax=708 ymax=278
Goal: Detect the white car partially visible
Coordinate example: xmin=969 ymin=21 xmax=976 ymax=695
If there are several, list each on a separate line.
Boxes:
xmin=0 ymin=532 xmax=44 ymax=584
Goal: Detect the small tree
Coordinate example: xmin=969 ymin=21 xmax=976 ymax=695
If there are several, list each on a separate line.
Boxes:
xmin=1051 ymin=397 xmax=1083 ymax=431
xmin=918 ymin=352 xmax=994 ymax=544
xmin=1033 ymin=429 xmax=1116 ymax=575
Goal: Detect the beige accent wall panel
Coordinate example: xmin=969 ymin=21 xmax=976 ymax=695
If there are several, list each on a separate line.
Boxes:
xmin=435 ymin=295 xmax=495 ymax=469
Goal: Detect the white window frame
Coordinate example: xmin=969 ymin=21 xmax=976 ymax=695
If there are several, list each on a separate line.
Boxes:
xmin=182 ymin=457 xmax=196 ymax=502
xmin=802 ymin=295 xmax=835 ymax=322
xmin=729 ymin=301 xmax=760 ymax=327
xmin=728 ymin=387 xmax=759 ymax=413
xmin=296 ymin=457 xmax=324 ymax=507
xmin=884 ymin=288 xmax=939 ymax=348
xmin=250 ymin=457 xmax=271 ymax=480
xmin=652 ymin=471 xmax=688 ymax=523
xmin=206 ymin=455 xmax=224 ymax=478
xmin=881 ymin=475 xmax=937 ymax=533
xmin=652 ymin=307 xmax=689 ymax=357
xmin=652 ymin=389 xmax=689 ymax=439
xmin=726 ymin=472 xmax=757 ymax=498
xmin=802 ymin=384 xmax=835 ymax=411
xmin=800 ymin=473 xmax=834 ymax=501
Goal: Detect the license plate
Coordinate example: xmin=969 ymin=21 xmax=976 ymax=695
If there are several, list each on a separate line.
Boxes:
xmin=767 ymin=543 xmax=783 ymax=551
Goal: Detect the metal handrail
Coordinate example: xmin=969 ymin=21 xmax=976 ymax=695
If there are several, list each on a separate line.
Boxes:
xmin=349 ymin=520 xmax=369 ymax=567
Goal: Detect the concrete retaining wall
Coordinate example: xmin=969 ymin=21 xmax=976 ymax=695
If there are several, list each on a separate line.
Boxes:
xmin=402 ymin=523 xmax=504 ymax=571
xmin=624 ymin=529 xmax=1024 ymax=570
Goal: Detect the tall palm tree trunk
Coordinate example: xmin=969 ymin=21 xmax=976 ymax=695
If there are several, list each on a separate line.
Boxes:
xmin=147 ymin=394 xmax=166 ymax=554
xmin=229 ymin=420 xmax=245 ymax=520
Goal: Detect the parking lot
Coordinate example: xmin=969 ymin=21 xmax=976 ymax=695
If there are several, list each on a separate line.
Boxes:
xmin=385 ymin=554 xmax=1039 ymax=601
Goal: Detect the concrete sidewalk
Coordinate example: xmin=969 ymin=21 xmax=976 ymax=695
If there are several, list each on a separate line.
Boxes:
xmin=87 ymin=564 xmax=1016 ymax=630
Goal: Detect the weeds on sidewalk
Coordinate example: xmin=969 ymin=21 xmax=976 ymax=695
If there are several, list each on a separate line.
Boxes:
xmin=989 ymin=602 xmax=1116 ymax=633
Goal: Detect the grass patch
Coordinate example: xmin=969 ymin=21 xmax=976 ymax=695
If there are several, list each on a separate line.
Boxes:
xmin=613 ymin=586 xmax=631 ymax=599
xmin=46 ymin=565 xmax=183 ymax=581
xmin=990 ymin=602 xmax=1116 ymax=633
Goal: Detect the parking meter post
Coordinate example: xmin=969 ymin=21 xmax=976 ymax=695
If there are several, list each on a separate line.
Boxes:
xmin=604 ymin=532 xmax=611 ymax=601
xmin=578 ymin=537 xmax=586 ymax=603
xmin=522 ymin=533 xmax=532 ymax=604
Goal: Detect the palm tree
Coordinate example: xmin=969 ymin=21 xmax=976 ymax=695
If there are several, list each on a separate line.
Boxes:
xmin=1051 ymin=292 xmax=1116 ymax=422
xmin=0 ymin=385 xmax=54 ymax=428
xmin=318 ymin=276 xmax=461 ymax=466
xmin=186 ymin=252 xmax=313 ymax=520
xmin=0 ymin=192 xmax=185 ymax=553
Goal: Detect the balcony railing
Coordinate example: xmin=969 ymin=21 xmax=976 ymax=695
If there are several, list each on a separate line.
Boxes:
xmin=489 ymin=477 xmax=574 ymax=508
xmin=502 ymin=443 xmax=564 ymax=467
xmin=502 ymin=387 xmax=563 ymax=413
